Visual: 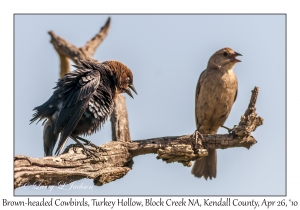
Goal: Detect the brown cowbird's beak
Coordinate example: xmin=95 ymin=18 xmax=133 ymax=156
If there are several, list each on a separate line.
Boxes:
xmin=230 ymin=52 xmax=242 ymax=62
xmin=125 ymin=84 xmax=137 ymax=98
xmin=234 ymin=52 xmax=242 ymax=57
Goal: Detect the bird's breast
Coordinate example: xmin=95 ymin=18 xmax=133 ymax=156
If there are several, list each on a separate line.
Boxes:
xmin=196 ymin=69 xmax=238 ymax=133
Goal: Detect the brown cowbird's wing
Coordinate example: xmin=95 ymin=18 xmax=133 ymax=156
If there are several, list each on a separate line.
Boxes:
xmin=234 ymin=84 xmax=238 ymax=103
xmin=193 ymin=69 xmax=218 ymax=180
xmin=54 ymin=70 xmax=101 ymax=154
xmin=195 ymin=69 xmax=206 ymax=128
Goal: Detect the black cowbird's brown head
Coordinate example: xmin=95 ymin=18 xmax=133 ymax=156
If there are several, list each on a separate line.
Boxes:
xmin=207 ymin=47 xmax=242 ymax=71
xmin=103 ymin=60 xmax=137 ymax=98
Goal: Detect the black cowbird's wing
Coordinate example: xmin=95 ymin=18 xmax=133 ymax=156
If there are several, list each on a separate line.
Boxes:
xmin=54 ymin=70 xmax=101 ymax=154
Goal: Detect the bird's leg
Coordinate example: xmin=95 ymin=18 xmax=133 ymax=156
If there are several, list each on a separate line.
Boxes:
xmin=70 ymin=136 xmax=99 ymax=158
xmin=76 ymin=136 xmax=97 ymax=148
xmin=76 ymin=136 xmax=107 ymax=153
xmin=221 ymin=125 xmax=237 ymax=134
xmin=192 ymin=125 xmax=204 ymax=149
xmin=191 ymin=126 xmax=209 ymax=158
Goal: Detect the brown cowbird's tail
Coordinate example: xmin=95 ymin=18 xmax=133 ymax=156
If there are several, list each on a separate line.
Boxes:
xmin=191 ymin=149 xmax=217 ymax=180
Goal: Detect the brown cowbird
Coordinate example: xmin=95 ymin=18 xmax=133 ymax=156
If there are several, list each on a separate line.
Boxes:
xmin=191 ymin=47 xmax=241 ymax=180
xmin=30 ymin=60 xmax=137 ymax=156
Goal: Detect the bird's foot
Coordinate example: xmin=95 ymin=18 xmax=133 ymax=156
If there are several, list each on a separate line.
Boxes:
xmin=191 ymin=130 xmax=206 ymax=157
xmin=192 ymin=129 xmax=204 ymax=148
xmin=192 ymin=130 xmax=204 ymax=143
xmin=78 ymin=144 xmax=99 ymax=159
xmin=221 ymin=125 xmax=237 ymax=134
xmin=76 ymin=136 xmax=107 ymax=153
xmin=70 ymin=136 xmax=101 ymax=159
xmin=84 ymin=141 xmax=107 ymax=153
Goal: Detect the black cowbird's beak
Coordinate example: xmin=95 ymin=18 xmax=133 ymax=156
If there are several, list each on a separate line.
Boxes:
xmin=129 ymin=84 xmax=137 ymax=95
xmin=230 ymin=52 xmax=242 ymax=62
xmin=125 ymin=84 xmax=137 ymax=99
xmin=125 ymin=88 xmax=133 ymax=98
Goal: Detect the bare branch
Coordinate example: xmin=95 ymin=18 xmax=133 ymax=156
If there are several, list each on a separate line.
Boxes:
xmin=14 ymin=132 xmax=256 ymax=189
xmin=110 ymin=95 xmax=131 ymax=142
xmin=234 ymin=86 xmax=264 ymax=136
xmin=80 ymin=17 xmax=111 ymax=57
xmin=58 ymin=53 xmax=70 ymax=78
xmin=14 ymin=87 xmax=262 ymax=189
xmin=14 ymin=142 xmax=132 ymax=189
xmin=48 ymin=31 xmax=91 ymax=65
xmin=48 ymin=17 xmax=110 ymax=67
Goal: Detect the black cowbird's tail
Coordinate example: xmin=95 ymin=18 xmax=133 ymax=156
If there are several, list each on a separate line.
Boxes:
xmin=43 ymin=120 xmax=59 ymax=156
xmin=30 ymin=96 xmax=58 ymax=156
xmin=30 ymin=95 xmax=57 ymax=125
xmin=191 ymin=149 xmax=217 ymax=180
xmin=30 ymin=106 xmax=46 ymax=125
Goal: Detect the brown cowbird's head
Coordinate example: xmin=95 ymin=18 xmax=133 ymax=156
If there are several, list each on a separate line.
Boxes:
xmin=207 ymin=47 xmax=242 ymax=71
xmin=103 ymin=60 xmax=137 ymax=98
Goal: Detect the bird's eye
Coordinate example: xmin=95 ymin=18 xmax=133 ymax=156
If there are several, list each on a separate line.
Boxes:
xmin=223 ymin=52 xmax=228 ymax=56
xmin=126 ymin=77 xmax=130 ymax=82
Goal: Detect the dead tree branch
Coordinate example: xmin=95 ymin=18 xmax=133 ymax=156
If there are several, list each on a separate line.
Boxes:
xmin=48 ymin=17 xmax=110 ymax=66
xmin=14 ymin=86 xmax=263 ymax=189
xmin=110 ymin=94 xmax=131 ymax=142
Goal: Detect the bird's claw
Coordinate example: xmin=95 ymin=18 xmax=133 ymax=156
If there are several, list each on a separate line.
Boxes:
xmin=73 ymin=143 xmax=98 ymax=159
xmin=192 ymin=130 xmax=204 ymax=143
xmin=84 ymin=141 xmax=107 ymax=153
xmin=192 ymin=130 xmax=204 ymax=151
xmin=83 ymin=140 xmax=97 ymax=148
xmin=82 ymin=147 xmax=99 ymax=159
xmin=72 ymin=146 xmax=78 ymax=153
xmin=221 ymin=125 xmax=237 ymax=134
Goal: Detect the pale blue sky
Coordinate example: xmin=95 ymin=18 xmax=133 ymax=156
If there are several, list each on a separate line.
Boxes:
xmin=14 ymin=14 xmax=285 ymax=195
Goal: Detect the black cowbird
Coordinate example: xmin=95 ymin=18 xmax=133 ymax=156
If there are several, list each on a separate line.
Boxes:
xmin=30 ymin=60 xmax=137 ymax=156
xmin=191 ymin=47 xmax=241 ymax=179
